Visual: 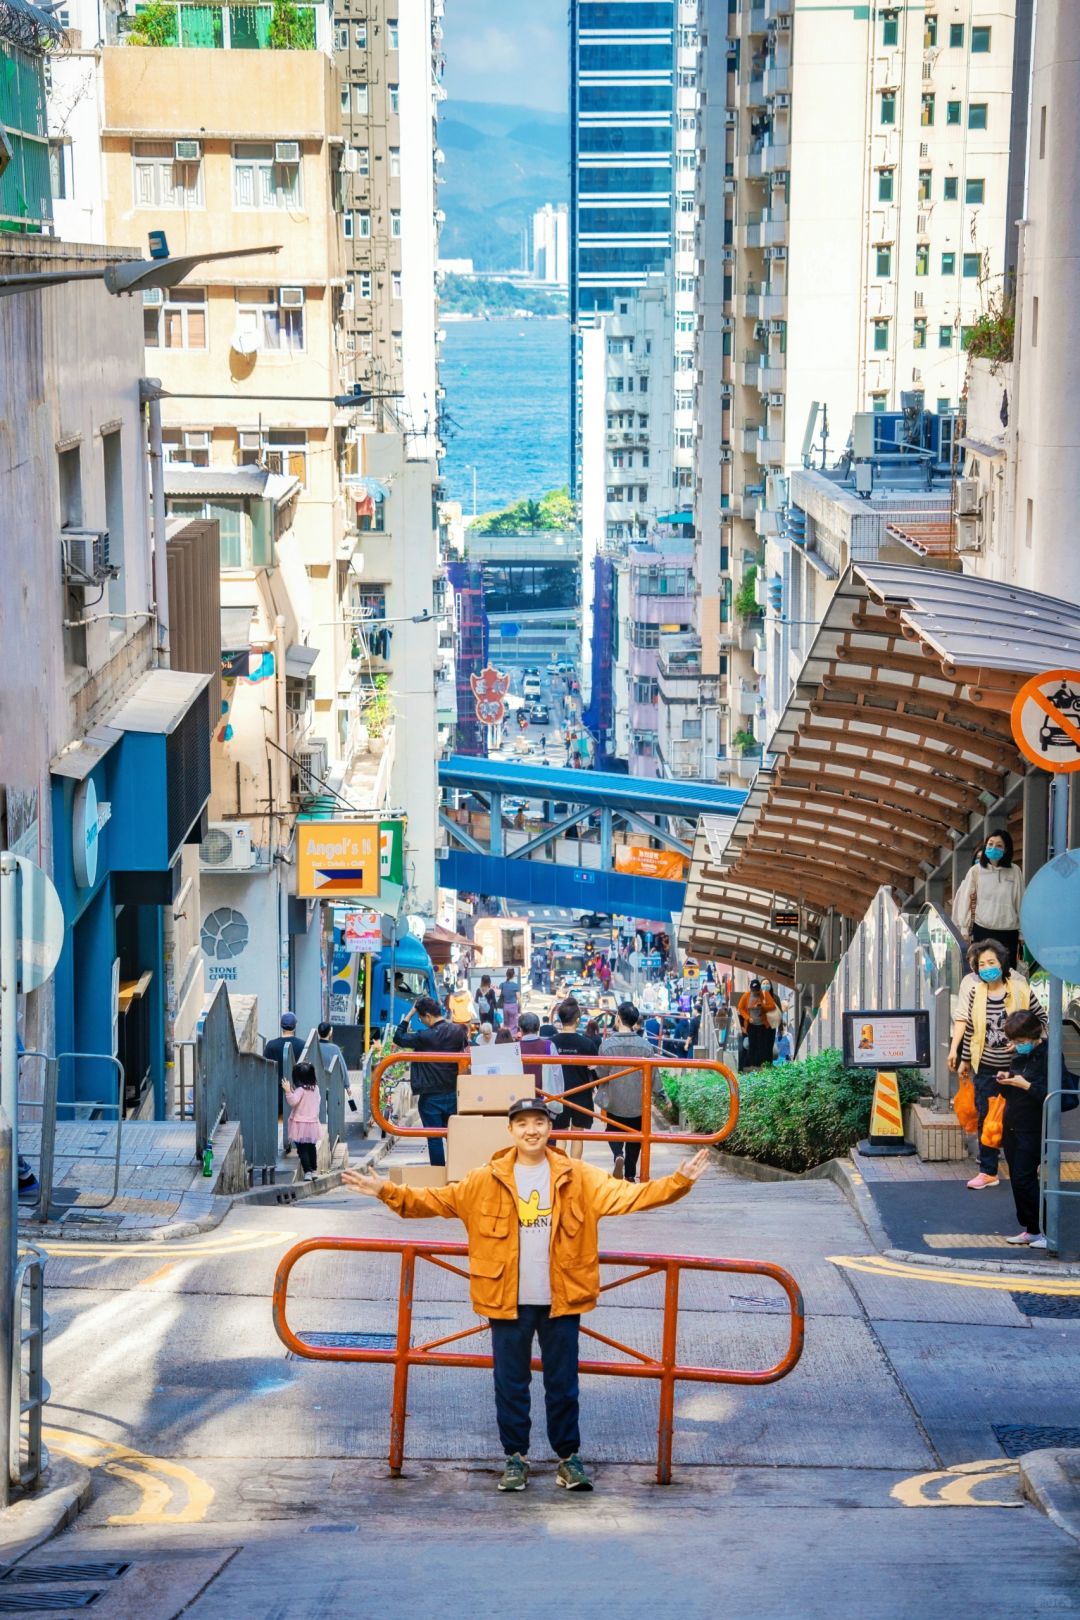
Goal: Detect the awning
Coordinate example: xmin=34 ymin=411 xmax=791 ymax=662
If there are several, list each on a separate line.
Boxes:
xmin=221 ymin=605 xmax=257 ymax=650
xmin=658 ymin=510 xmax=693 ymax=525
xmin=679 ymin=562 xmax=1080 ymax=982
xmin=106 ymin=668 xmax=212 ymax=736
xmin=165 ymin=467 xmax=301 ymax=507
xmin=285 ymin=643 xmax=320 ymax=679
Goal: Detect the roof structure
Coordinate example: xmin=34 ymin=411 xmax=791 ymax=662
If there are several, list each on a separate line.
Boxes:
xmin=165 ymin=467 xmax=300 ymax=505
xmin=680 ymin=563 xmax=1080 ymax=983
xmin=438 ymin=754 xmax=745 ymax=820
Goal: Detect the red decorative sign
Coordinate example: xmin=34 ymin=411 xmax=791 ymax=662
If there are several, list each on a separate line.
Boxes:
xmin=471 ymin=664 xmax=510 ymax=726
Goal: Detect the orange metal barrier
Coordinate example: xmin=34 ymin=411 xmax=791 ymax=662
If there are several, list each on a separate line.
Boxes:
xmin=273 ymin=1236 xmax=804 ymax=1484
xmin=371 ymin=1052 xmax=738 ymax=1182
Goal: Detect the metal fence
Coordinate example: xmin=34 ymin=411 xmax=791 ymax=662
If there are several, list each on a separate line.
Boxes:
xmin=195 ymin=983 xmax=278 ymax=1181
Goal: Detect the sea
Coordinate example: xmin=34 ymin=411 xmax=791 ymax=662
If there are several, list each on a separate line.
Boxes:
xmin=440 ymin=317 xmax=570 ymax=514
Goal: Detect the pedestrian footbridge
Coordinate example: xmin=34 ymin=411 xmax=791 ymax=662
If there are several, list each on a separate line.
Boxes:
xmin=437 ymin=755 xmax=745 ymax=920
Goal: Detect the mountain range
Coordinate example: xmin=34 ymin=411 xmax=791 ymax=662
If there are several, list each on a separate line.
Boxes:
xmin=439 ymin=99 xmax=569 ymax=272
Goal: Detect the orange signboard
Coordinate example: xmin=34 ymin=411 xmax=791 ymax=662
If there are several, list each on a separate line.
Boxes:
xmin=1010 ymin=668 xmax=1080 ymax=774
xmin=614 ymin=845 xmax=689 ymax=881
xmin=296 ymin=820 xmax=380 ymax=898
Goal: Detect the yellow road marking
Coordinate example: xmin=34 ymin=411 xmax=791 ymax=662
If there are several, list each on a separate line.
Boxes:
xmin=39 ymin=1229 xmax=297 ymax=1261
xmin=829 ymin=1253 xmax=1080 ymax=1295
xmin=136 ymin=1262 xmax=176 ymax=1289
xmin=892 ymin=1457 xmax=1023 ymax=1508
xmin=44 ymin=1426 xmax=215 ymax=1526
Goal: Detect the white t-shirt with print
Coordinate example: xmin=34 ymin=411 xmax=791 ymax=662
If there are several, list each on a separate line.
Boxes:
xmin=514 ymin=1158 xmax=552 ymax=1306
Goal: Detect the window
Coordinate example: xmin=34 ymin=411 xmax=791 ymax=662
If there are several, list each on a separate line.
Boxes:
xmin=968 ymin=103 xmax=987 ymax=129
xmin=962 ymin=251 xmax=981 ymax=277
xmin=915 ymin=244 xmax=929 ymax=276
xmin=143 ymin=285 xmax=207 ymax=349
xmin=389 ymin=84 xmax=399 ymax=114
xmin=170 ymin=498 xmax=270 ymax=569
xmin=161 ymin=428 xmax=210 ymax=468
xmin=132 ymin=140 xmax=203 ymax=209
xmin=941 ymin=251 xmax=956 ymax=274
xmin=240 ymin=428 xmax=307 ymax=485
xmin=1040 ymin=104 xmax=1047 ymax=158
xmin=924 ymin=15 xmax=937 ymax=47
xmin=965 ymin=178 xmax=985 ymax=204
xmin=1032 ymin=295 xmax=1039 ymax=347
xmin=391 ymin=270 xmax=402 ymax=300
xmin=633 ymin=677 xmax=658 ymax=704
xmin=233 ymin=143 xmax=302 ymax=210
xmin=342 ymin=212 xmax=353 ymax=239
xmin=918 ymin=169 xmax=931 ymax=201
xmin=390 ymin=209 xmax=401 ymax=238
xmin=938 ymin=324 xmax=953 ymax=348
xmin=357 ymin=270 xmax=371 ymax=298
xmin=937 ymin=397 xmax=951 ymax=413
xmin=882 ymin=9 xmax=898 ymax=46
xmin=388 ymin=18 xmax=398 ymax=49
xmin=871 ymin=393 xmax=887 ymax=415
xmin=353 ymin=83 xmax=369 ymax=115
xmin=946 ymin=100 xmax=961 ymax=125
xmin=335 ymin=23 xmax=347 ymax=48
xmin=389 ymin=147 xmax=400 ymax=177
xmin=355 ymin=147 xmax=370 ymax=177
xmin=340 ymin=87 xmax=349 ymax=114
xmin=234 ymin=288 xmax=305 ymax=354
xmin=971 ymin=25 xmax=991 ymax=53
xmin=949 ymin=22 xmax=964 ymax=47
xmin=355 ymin=22 xmax=366 ymax=47
xmin=630 ymin=622 xmax=660 ymax=649
xmin=610 ymin=377 xmax=624 ymax=393
xmin=880 ymin=90 xmax=896 ymax=125
xmin=58 ymin=444 xmax=82 ymax=528
xmin=921 ymin=93 xmax=935 ymax=126
xmin=913 ymin=318 xmax=927 ymax=350
xmin=354 ymin=210 xmax=371 ymax=236
xmin=872 ymin=320 xmax=889 ymax=352
xmin=877 ymin=167 xmax=894 ymax=201
xmin=943 ymin=175 xmax=958 ymax=200
xmin=875 ymin=245 xmax=892 ymax=276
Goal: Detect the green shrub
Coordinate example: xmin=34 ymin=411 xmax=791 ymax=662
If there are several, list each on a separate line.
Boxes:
xmin=662 ymin=1049 xmax=923 ymax=1174
xmin=126 ymin=0 xmax=178 ymax=46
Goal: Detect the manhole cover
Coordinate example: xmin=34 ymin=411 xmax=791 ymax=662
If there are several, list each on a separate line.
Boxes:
xmin=0 ymin=1595 xmax=102 ymax=1611
xmin=295 ymin=1331 xmax=397 ymax=1350
xmin=1010 ymin=1292 xmax=1080 ymax=1320
xmin=993 ymin=1424 xmax=1080 ymax=1458
xmin=0 ymin=1565 xmax=128 ymax=1584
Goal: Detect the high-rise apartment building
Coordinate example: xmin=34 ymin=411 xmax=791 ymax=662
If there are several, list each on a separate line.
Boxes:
xmin=532 ymin=202 xmax=569 ymax=286
xmin=690 ymin=0 xmax=1031 ymax=780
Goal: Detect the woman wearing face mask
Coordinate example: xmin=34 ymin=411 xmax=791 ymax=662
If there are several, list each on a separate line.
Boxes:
xmin=996 ymin=1009 xmax=1050 ymax=1248
xmin=948 ymin=939 xmax=1045 ymax=1189
xmin=952 ymin=830 xmax=1024 ymax=968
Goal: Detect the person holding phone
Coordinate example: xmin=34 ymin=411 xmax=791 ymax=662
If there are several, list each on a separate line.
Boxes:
xmin=996 ymin=1009 xmax=1050 ymax=1249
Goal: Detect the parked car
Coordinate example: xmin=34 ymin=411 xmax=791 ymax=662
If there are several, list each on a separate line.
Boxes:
xmin=578 ymin=912 xmax=611 ymax=931
xmin=527 ymin=703 xmax=550 ymax=725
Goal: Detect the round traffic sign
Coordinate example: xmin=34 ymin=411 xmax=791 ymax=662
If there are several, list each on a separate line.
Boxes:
xmin=10 ymin=857 xmax=65 ymax=991
xmin=1020 ymin=852 xmax=1080 ymax=980
xmin=1010 ymin=668 xmax=1080 ymax=774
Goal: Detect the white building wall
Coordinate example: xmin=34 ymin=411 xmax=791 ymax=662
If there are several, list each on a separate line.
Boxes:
xmin=48 ymin=0 xmax=107 ymax=244
xmin=399 ymin=0 xmax=441 ymax=458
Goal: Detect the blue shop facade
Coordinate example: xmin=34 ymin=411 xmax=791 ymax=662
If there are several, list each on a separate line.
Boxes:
xmin=49 ymin=670 xmax=211 ymax=1115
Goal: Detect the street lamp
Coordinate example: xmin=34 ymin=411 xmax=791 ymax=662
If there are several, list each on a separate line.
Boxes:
xmin=0 ymin=242 xmax=284 ymax=298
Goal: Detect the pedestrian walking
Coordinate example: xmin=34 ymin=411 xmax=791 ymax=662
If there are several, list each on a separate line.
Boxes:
xmin=518 ymin=1011 xmax=556 ymax=1091
xmin=343 ymin=1098 xmax=709 ymax=1492
xmin=264 ymin=1011 xmax=304 ymax=1154
xmin=774 ymin=1024 xmax=793 ymax=1064
xmin=952 ymin=830 xmax=1025 ymax=969
xmin=475 ymin=1022 xmax=496 ymax=1047
xmin=282 ymin=1060 xmax=323 ymax=1181
xmin=392 ymin=997 xmax=469 ymax=1167
xmin=475 ymin=975 xmax=498 ymax=1023
xmin=597 ymin=1002 xmax=666 ymax=1182
xmin=552 ymin=997 xmax=600 ymax=1158
xmin=500 ymin=968 xmax=521 ymax=1035
xmin=317 ymin=1020 xmax=355 ymax=1113
xmin=997 ymin=1009 xmax=1052 ymax=1248
xmin=948 ymin=939 xmax=1045 ymax=1190
xmin=736 ymin=980 xmax=779 ymax=1070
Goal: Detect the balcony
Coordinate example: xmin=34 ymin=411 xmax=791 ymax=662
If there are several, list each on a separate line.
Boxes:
xmin=747 ymin=74 xmax=766 ymax=109
xmin=666 ymin=738 xmax=702 ymax=779
xmin=756 ymin=432 xmax=785 ymax=467
xmin=763 ymin=142 xmax=790 ymax=176
xmin=630 ymin=701 xmax=658 ymax=733
xmin=755 ymin=507 xmax=782 ymax=537
xmin=744 ymin=147 xmax=767 ymax=181
xmin=756 ymin=362 xmax=784 ymax=392
xmin=737 ymin=684 xmax=760 ymax=716
xmin=740 ymin=491 xmax=760 ymax=520
xmin=742 ymin=210 xmax=787 ymax=251
xmin=742 ymin=356 xmax=765 ymax=386
xmin=763 ymin=62 xmax=791 ymax=99
xmin=113 ymin=0 xmax=326 ymax=49
xmin=744 ymin=288 xmax=787 ymax=320
xmin=764 ymin=0 xmax=792 ymax=20
xmin=738 ymin=619 xmax=763 ymax=653
xmin=657 ymin=632 xmax=703 ymax=682
xmin=736 ymin=750 xmax=761 ymax=780
xmin=749 ymin=1 xmax=766 ymax=33
xmin=742 ymin=424 xmax=763 ymax=454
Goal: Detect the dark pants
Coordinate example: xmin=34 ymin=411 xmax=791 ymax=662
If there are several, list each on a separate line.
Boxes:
xmin=489 ymin=1305 xmax=580 ymax=1459
xmin=296 ymin=1141 xmax=318 ymax=1175
xmin=606 ymin=1111 xmax=642 ymax=1179
xmin=974 ymin=1067 xmax=1002 ymax=1175
xmin=1002 ymin=1112 xmax=1042 ymax=1233
xmin=742 ymin=1024 xmax=775 ymax=1070
xmin=555 ymin=1084 xmax=595 ymax=1136
xmin=417 ymin=1091 xmax=457 ymax=1166
xmin=972 ymin=926 xmax=1020 ymax=970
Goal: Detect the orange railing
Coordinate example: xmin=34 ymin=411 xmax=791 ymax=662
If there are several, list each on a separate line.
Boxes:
xmin=273 ymin=1237 xmax=805 ymax=1484
xmin=371 ymin=1051 xmax=738 ymax=1183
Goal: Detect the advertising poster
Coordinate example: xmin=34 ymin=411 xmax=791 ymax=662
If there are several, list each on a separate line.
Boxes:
xmin=851 ymin=1015 xmax=920 ymax=1066
xmin=614 ymin=845 xmax=689 ymax=881
xmin=341 ymin=907 xmax=381 ymax=955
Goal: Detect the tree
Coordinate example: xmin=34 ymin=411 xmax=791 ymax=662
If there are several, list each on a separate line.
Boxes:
xmin=470 ymin=487 xmax=576 ymax=535
xmin=269 ymin=0 xmax=315 ymax=49
xmin=126 ymin=0 xmax=178 ymax=46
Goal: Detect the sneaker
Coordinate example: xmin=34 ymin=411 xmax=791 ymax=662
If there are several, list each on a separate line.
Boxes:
xmin=303 ymin=1172 xmax=316 ymax=1183
xmin=612 ymin=1155 xmax=625 ymax=1180
xmin=497 ymin=1453 xmax=529 ymax=1492
xmin=556 ymin=1453 xmax=594 ymax=1492
xmin=966 ymin=1173 xmax=1000 ymax=1190
xmin=1028 ymin=1235 xmax=1048 ymax=1250
xmin=16 ymin=1174 xmax=39 ymax=1202
xmin=1005 ymin=1231 xmax=1034 ymax=1245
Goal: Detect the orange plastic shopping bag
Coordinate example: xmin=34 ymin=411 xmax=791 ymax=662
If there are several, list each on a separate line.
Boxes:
xmin=980 ymin=1093 xmax=1006 ymax=1148
xmin=953 ymin=1076 xmax=979 ymax=1134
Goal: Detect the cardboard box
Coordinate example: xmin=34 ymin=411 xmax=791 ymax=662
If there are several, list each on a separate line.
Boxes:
xmin=447 ymin=1113 xmax=513 ymax=1181
xmin=387 ymin=1163 xmax=448 ymax=1187
xmin=470 ymin=1043 xmax=524 ymax=1075
xmin=457 ymin=1072 xmax=532 ymax=1115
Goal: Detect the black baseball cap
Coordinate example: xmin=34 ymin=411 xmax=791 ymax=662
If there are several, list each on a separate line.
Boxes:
xmin=508 ymin=1096 xmax=551 ymax=1121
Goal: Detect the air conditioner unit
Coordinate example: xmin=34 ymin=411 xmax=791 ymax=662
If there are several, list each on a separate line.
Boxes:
xmin=719 ymin=448 xmax=732 ymax=463
xmin=275 ymin=141 xmax=301 ymax=165
xmin=723 ymin=179 xmax=736 ymax=194
xmin=956 ymin=477 xmax=980 ymax=515
xmin=766 ymin=246 xmax=787 ymax=260
xmin=343 ymin=147 xmax=360 ymax=172
xmin=185 ymin=430 xmax=211 ymax=451
xmin=778 ymin=15 xmax=791 ymax=29
xmin=721 ymin=246 xmax=735 ymax=261
xmin=774 ymin=93 xmax=790 ymax=109
xmin=919 ymin=142 xmax=929 ymax=158
xmin=279 ymin=286 xmax=305 ymax=308
xmin=238 ymin=430 xmax=262 ymax=452
xmin=296 ymin=737 xmax=329 ymax=789
xmin=142 ymin=287 xmax=164 ymax=307
xmin=914 ymin=290 xmax=925 ymax=308
xmin=174 ymin=138 xmax=201 ymax=162
xmin=767 ymin=390 xmax=784 ymax=405
xmin=917 ymin=213 xmax=928 ymax=235
xmin=955 ymin=514 xmax=981 ymax=554
xmin=200 ymin=821 xmax=255 ymax=873
xmin=725 ymin=110 xmax=737 ymax=126
xmin=61 ymin=529 xmax=116 ymax=586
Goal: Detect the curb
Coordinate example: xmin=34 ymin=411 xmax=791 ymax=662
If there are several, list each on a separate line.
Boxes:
xmin=230 ymin=1132 xmax=392 ymax=1207
xmin=0 ymin=1458 xmax=91 ymax=1563
xmin=1018 ymin=1449 xmax=1080 ymax=1544
xmin=18 ymin=1198 xmax=232 ymax=1245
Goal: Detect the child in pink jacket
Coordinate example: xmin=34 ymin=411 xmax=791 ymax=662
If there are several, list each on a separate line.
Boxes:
xmin=282 ymin=1061 xmax=323 ymax=1180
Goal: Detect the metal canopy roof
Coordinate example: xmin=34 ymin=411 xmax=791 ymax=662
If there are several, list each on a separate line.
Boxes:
xmin=679 ymin=562 xmax=1080 ymax=983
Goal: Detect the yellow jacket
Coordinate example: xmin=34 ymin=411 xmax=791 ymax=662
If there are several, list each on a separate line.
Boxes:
xmin=964 ymin=974 xmax=1031 ymax=1072
xmin=377 ymin=1146 xmax=692 ymax=1319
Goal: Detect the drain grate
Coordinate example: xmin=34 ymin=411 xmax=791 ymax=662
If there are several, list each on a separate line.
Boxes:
xmin=296 ymin=1331 xmax=397 ymax=1350
xmin=0 ymin=1594 xmax=101 ymax=1611
xmin=1010 ymin=1292 xmax=1080 ymax=1320
xmin=0 ymin=1565 xmax=129 ymax=1584
xmin=993 ymin=1424 xmax=1080 ymax=1458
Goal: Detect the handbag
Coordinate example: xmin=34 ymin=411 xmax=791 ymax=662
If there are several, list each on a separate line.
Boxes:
xmin=953 ymin=1076 xmax=979 ymax=1134
xmin=981 ymin=1093 xmax=1006 ymax=1148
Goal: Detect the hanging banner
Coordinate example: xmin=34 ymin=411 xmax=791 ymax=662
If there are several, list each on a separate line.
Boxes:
xmin=614 ymin=845 xmax=689 ymax=881
xmin=341 ymin=907 xmax=382 ymax=955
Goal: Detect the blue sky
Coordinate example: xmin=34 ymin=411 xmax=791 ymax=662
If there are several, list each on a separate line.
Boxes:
xmin=443 ymin=0 xmax=568 ymax=114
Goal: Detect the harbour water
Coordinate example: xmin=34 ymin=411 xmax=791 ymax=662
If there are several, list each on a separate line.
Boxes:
xmin=440 ymin=317 xmax=570 ymax=515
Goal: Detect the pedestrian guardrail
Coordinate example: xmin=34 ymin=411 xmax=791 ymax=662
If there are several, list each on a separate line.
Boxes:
xmin=10 ymin=1246 xmax=48 ymax=1488
xmin=196 ymin=984 xmax=278 ymax=1181
xmin=369 ymin=1052 xmax=739 ymax=1182
xmin=18 ymin=1051 xmax=126 ymax=1222
xmin=273 ymin=1236 xmax=804 ymax=1483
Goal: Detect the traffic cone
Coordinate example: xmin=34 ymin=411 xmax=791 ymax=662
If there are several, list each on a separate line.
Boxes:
xmin=857 ymin=1070 xmax=916 ymax=1157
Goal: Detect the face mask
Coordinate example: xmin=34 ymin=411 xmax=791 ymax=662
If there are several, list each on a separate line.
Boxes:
xmin=1013 ymin=1041 xmax=1035 ymax=1055
xmin=979 ymin=965 xmax=1003 ymax=983
xmin=985 ymin=846 xmax=1004 ymax=864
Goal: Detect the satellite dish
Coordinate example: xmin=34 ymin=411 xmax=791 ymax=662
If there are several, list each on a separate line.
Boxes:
xmin=231 ymin=327 xmax=261 ymax=356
